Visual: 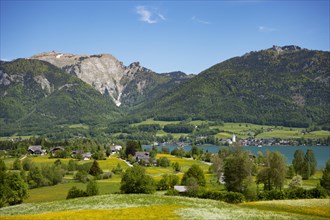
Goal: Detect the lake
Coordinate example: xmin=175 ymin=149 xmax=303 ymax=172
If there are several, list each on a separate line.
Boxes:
xmin=142 ymin=145 xmax=330 ymax=168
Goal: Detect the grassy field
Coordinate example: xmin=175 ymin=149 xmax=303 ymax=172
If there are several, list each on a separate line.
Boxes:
xmin=1 ymin=194 xmax=329 ymax=220
xmin=67 ymin=124 xmax=89 ymax=129
xmin=240 ymin=199 xmax=330 ymax=219
xmin=130 ymin=119 xmax=329 ymax=140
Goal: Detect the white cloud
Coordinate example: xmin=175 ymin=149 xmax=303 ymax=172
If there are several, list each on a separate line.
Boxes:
xmin=258 ymin=26 xmax=277 ymax=32
xmin=158 ymin=13 xmax=166 ymax=21
xmin=136 ymin=6 xmax=157 ymax=24
xmin=192 ymin=16 xmax=210 ymax=25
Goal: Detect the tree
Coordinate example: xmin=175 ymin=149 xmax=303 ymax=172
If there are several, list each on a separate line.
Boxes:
xmin=112 ymin=163 xmax=123 ymax=174
xmin=5 ymin=172 xmax=28 ymax=205
xmin=68 ymin=159 xmax=77 ymax=172
xmin=0 ymin=171 xmax=28 ymax=207
xmin=223 ymin=151 xmax=253 ymax=192
xmin=125 ymin=141 xmax=142 ymax=157
xmin=28 ymin=166 xmax=46 ymax=188
xmin=89 ymin=160 xmax=103 ymax=176
xmin=320 ymin=159 xmax=330 ymax=193
xmin=86 ymin=181 xmax=99 ymax=196
xmin=22 ymin=158 xmax=34 ymax=171
xmin=120 ymin=165 xmax=156 ymax=194
xmin=209 ymin=154 xmax=223 ymax=182
xmin=157 ymin=157 xmax=170 ymax=167
xmin=257 ymin=151 xmax=287 ymax=190
xmin=157 ymin=174 xmax=179 ymax=190
xmin=292 ymin=150 xmax=305 ymax=175
xmin=304 ymin=149 xmax=317 ymax=177
xmin=191 ymin=145 xmax=199 ymax=157
xmin=172 ymin=162 xmax=181 ymax=172
xmin=181 ymin=164 xmax=206 ymax=186
xmin=13 ymin=159 xmax=22 ymax=170
xmin=288 ymin=175 xmax=303 ymax=189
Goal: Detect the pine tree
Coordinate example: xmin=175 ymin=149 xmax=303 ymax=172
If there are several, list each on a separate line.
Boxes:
xmin=304 ymin=149 xmax=317 ymax=176
xmin=292 ymin=150 xmax=305 ymax=175
xmin=320 ymin=159 xmax=330 ymax=193
xmin=89 ymin=160 xmax=103 ymax=176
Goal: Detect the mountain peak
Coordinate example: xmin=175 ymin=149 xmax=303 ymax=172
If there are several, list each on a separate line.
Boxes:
xmin=270 ymin=45 xmax=302 ymax=53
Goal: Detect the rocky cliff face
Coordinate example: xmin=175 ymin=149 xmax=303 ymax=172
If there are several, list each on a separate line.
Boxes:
xmin=31 ymin=52 xmax=153 ymax=106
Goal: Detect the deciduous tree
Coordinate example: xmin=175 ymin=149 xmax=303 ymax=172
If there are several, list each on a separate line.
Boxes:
xmin=120 ymin=165 xmax=156 ymax=194
xmin=181 ymin=164 xmax=206 ymax=186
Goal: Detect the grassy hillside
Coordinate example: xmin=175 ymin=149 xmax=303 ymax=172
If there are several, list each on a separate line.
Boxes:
xmin=0 ymin=194 xmax=329 ymax=220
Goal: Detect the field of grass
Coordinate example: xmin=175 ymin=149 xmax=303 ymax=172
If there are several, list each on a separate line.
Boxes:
xmin=130 ymin=119 xmax=329 ymax=140
xmin=25 ymin=178 xmax=121 ymax=203
xmin=67 ymin=124 xmax=89 ymax=129
xmin=1 ymin=194 xmax=329 ymax=220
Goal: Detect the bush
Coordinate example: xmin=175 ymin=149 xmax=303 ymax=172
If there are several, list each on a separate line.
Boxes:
xmin=199 ymin=191 xmax=226 ymax=200
xmin=112 ymin=163 xmax=123 ymax=174
xmin=165 ymin=188 xmax=180 ymax=196
xmin=157 ymin=157 xmax=170 ymax=167
xmin=86 ymin=181 xmax=99 ymax=196
xmin=223 ymin=192 xmax=245 ymax=204
xmin=74 ymin=170 xmax=91 ymax=183
xmin=258 ymin=189 xmax=286 ymax=200
xmin=102 ymin=172 xmax=112 ymax=179
xmin=307 ymin=186 xmax=327 ymax=198
xmin=66 ymin=186 xmax=87 ymax=199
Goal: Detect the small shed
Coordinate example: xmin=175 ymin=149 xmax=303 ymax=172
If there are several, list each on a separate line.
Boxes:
xmin=174 ymin=185 xmax=187 ymax=193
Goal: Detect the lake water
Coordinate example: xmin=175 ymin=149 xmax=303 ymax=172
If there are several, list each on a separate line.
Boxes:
xmin=142 ymin=145 xmax=330 ymax=168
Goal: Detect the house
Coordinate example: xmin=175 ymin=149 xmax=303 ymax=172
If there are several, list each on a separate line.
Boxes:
xmin=82 ymin=152 xmax=92 ymax=160
xmin=50 ymin=146 xmax=65 ymax=157
xmin=71 ymin=150 xmax=84 ymax=158
xmin=28 ymin=145 xmax=46 ymax=155
xmin=110 ymin=145 xmax=122 ymax=153
xmin=135 ymin=151 xmax=151 ymax=163
xmin=174 ymin=185 xmax=187 ymax=193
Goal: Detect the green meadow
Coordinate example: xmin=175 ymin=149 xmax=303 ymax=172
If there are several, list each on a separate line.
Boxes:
xmin=130 ymin=119 xmax=329 ymax=140
xmin=1 ymin=194 xmax=329 ymax=220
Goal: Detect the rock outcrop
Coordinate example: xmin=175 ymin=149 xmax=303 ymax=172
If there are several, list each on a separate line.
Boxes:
xmin=31 ymin=52 xmax=152 ymax=106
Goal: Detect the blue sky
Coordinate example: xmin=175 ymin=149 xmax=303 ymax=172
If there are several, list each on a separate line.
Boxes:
xmin=1 ymin=1 xmax=329 ymax=74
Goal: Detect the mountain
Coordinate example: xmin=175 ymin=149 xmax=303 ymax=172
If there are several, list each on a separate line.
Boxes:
xmin=137 ymin=46 xmax=330 ymax=127
xmin=0 ymin=59 xmax=120 ymax=136
xmin=32 ymin=52 xmax=192 ymax=107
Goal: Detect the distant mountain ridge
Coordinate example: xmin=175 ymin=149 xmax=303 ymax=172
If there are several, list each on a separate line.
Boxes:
xmin=0 ymin=45 xmax=329 ymax=137
xmin=32 ymin=52 xmax=191 ymax=107
xmin=136 ymin=45 xmax=330 ymax=127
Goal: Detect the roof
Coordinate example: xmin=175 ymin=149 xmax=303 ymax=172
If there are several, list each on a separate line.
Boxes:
xmin=50 ymin=146 xmax=65 ymax=152
xmin=28 ymin=145 xmax=42 ymax=152
xmin=174 ymin=185 xmax=187 ymax=193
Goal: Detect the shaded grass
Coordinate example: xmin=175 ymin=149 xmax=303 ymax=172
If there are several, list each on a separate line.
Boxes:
xmin=240 ymin=199 xmax=330 ymax=219
xmin=25 ymin=179 xmax=121 ymax=203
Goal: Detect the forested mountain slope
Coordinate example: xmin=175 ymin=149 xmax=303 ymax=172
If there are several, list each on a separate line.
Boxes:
xmin=0 ymin=59 xmax=120 ymax=135
xmin=138 ymin=46 xmax=329 ymax=127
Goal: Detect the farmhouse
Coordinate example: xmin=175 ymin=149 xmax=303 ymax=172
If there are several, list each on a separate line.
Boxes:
xmin=110 ymin=145 xmax=122 ymax=153
xmin=50 ymin=146 xmax=65 ymax=157
xmin=28 ymin=145 xmax=46 ymax=155
xmin=135 ymin=151 xmax=150 ymax=163
xmin=82 ymin=152 xmax=92 ymax=160
xmin=71 ymin=150 xmax=84 ymax=158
